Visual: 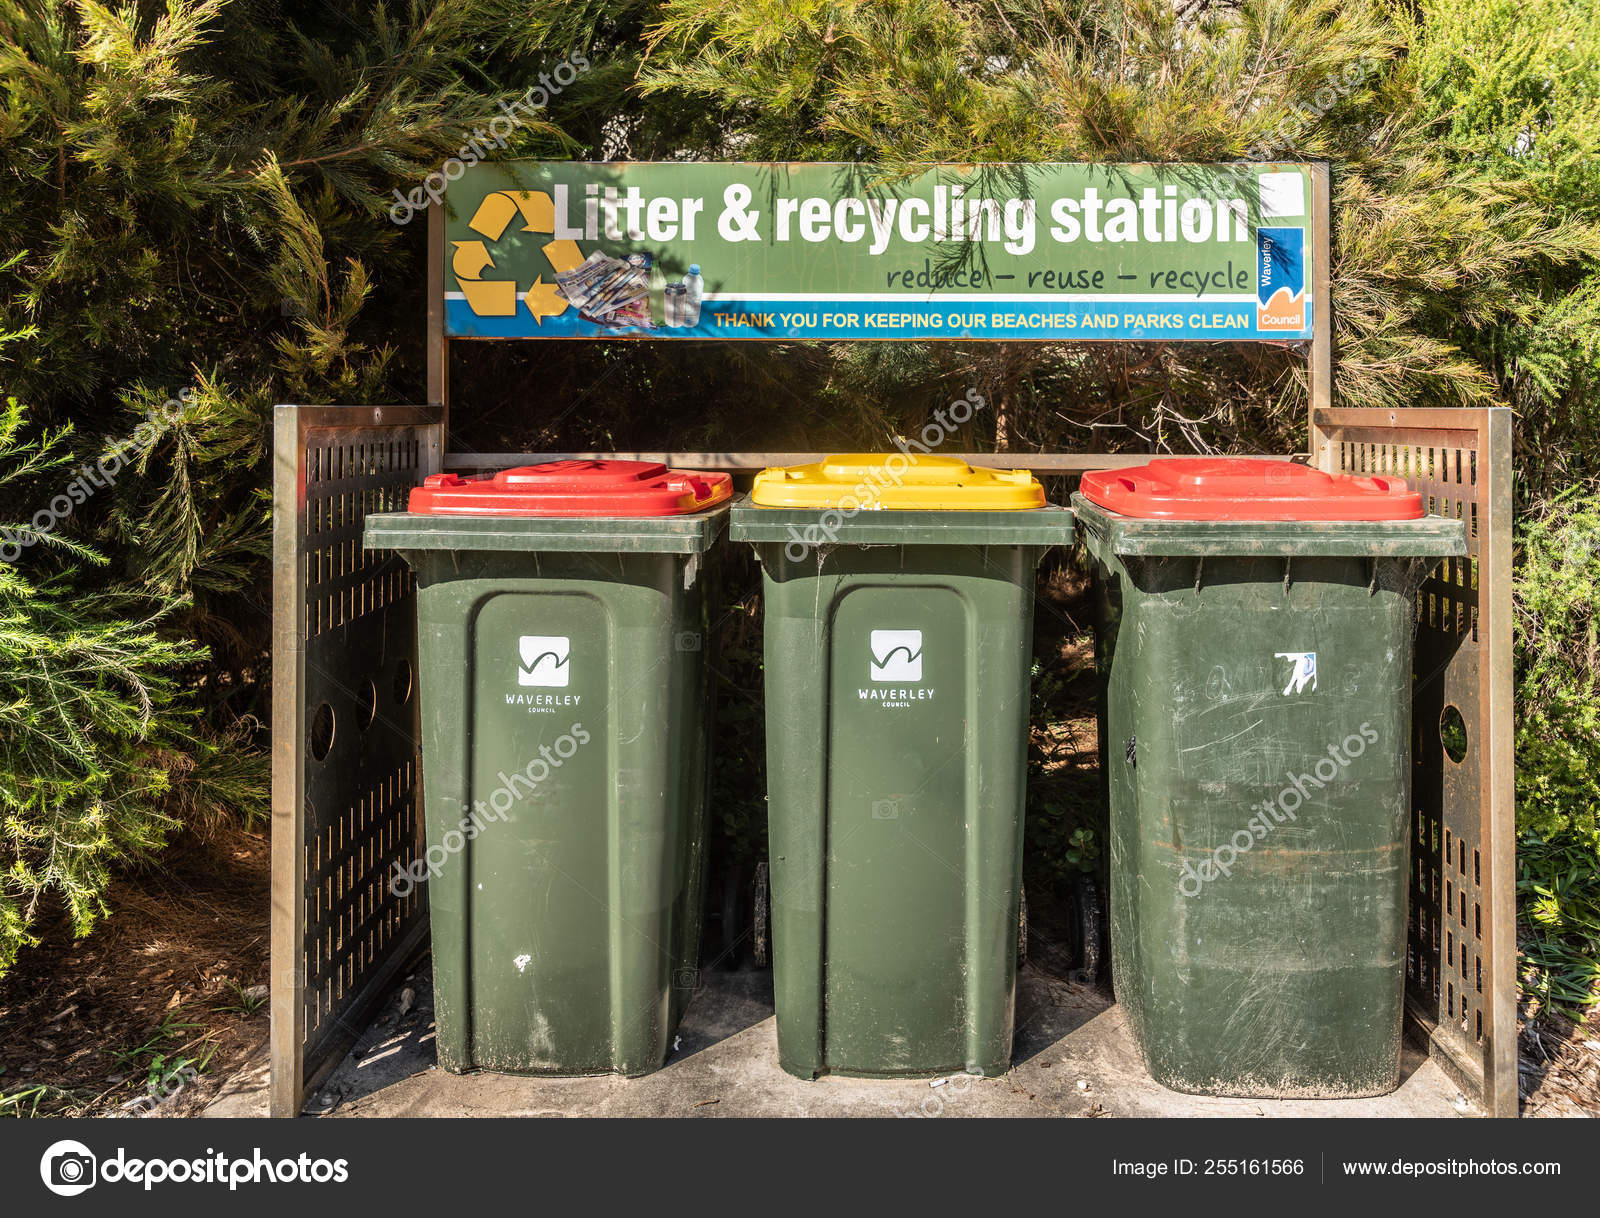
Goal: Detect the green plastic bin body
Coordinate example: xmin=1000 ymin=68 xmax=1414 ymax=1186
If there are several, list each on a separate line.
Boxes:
xmin=1073 ymin=495 xmax=1466 ymax=1098
xmin=731 ymin=505 xmax=1072 ymax=1078
xmin=363 ymin=510 xmax=725 ymax=1076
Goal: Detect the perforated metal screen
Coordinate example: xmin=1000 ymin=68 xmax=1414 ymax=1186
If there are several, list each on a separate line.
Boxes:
xmin=1314 ymin=407 xmax=1516 ymax=1117
xmin=270 ymin=406 xmax=443 ymax=1117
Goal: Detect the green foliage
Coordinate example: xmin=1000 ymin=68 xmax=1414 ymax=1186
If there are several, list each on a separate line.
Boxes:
xmin=1510 ymin=476 xmax=1600 ymax=1014
xmin=0 ymin=1080 xmax=68 ymax=1117
xmin=214 ymin=977 xmax=267 ymax=1016
xmin=0 ymin=0 xmax=582 ymax=974
xmin=707 ymin=564 xmax=768 ymax=866
xmin=1025 ymin=657 xmax=1101 ymax=887
xmin=1513 ymin=487 xmax=1600 ymax=843
xmin=1411 ymin=0 xmax=1600 ymax=493
xmin=109 ymin=1013 xmax=215 ymax=1095
xmin=0 ymin=399 xmax=209 ymax=973
xmin=1518 ymin=832 xmax=1600 ymax=1016
xmin=1412 ymin=0 xmax=1600 ymax=1020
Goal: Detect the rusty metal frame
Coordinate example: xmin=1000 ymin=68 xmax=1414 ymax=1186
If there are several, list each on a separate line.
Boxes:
xmin=270 ymin=404 xmax=444 ymax=1118
xmin=1312 ymin=406 xmax=1516 ymax=1118
xmin=440 ymin=451 xmax=1299 ymax=474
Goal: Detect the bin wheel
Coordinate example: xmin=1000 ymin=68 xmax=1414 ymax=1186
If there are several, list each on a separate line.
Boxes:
xmin=1017 ymin=883 xmax=1029 ymax=967
xmin=752 ymin=861 xmax=770 ymax=969
xmin=1070 ymin=873 xmax=1105 ymax=986
xmin=720 ymin=860 xmax=749 ymax=970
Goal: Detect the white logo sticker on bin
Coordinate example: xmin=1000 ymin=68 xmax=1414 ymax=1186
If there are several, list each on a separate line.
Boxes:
xmin=1275 ymin=651 xmax=1317 ymax=696
xmin=518 ymin=635 xmax=571 ymax=687
xmin=870 ymin=630 xmax=923 ymax=682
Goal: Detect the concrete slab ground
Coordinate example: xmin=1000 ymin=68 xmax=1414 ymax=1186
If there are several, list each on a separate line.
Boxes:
xmin=224 ymin=959 xmax=1478 ymax=1119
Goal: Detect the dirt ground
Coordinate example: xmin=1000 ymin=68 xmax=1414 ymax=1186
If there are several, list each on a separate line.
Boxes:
xmin=0 ymin=824 xmax=271 ymax=1118
xmin=1519 ymin=1002 xmax=1600 ymax=1117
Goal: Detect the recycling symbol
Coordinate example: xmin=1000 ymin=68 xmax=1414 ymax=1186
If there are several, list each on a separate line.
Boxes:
xmin=451 ymin=190 xmax=584 ymax=321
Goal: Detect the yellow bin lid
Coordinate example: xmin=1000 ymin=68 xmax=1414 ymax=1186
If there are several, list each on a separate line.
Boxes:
xmin=749 ymin=453 xmax=1046 ymax=510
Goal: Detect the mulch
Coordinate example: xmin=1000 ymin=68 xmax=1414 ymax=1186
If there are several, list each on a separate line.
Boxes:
xmin=1520 ymin=1001 xmax=1600 ymax=1117
xmin=0 ymin=824 xmax=270 ymax=1118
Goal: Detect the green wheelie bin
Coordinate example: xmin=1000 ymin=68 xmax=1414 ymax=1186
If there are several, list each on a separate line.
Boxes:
xmin=1074 ymin=459 xmax=1467 ymax=1098
xmin=731 ymin=454 xmax=1073 ymax=1079
xmin=364 ymin=460 xmax=731 ymax=1076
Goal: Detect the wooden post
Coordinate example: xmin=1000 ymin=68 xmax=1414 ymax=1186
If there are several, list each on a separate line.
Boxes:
xmin=427 ymin=195 xmax=448 ymax=431
xmin=1308 ymin=161 xmax=1333 ymax=464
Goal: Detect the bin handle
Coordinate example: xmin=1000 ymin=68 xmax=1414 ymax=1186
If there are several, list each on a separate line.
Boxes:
xmin=666 ymin=472 xmax=733 ymax=508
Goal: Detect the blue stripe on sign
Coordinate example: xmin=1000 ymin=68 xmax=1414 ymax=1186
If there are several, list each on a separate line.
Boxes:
xmin=1257 ymin=227 xmax=1306 ymax=307
xmin=445 ymin=298 xmax=1313 ymax=341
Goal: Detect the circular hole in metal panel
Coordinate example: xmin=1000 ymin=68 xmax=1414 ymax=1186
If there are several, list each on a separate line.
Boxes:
xmin=356 ymin=679 xmax=377 ymax=731
xmin=1440 ymin=704 xmax=1468 ymax=764
xmin=392 ymin=657 xmax=413 ymax=706
xmin=309 ymin=702 xmax=336 ymax=761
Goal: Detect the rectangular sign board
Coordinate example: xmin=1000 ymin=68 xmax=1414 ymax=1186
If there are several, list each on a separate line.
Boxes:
xmin=440 ymin=163 xmax=1314 ymax=342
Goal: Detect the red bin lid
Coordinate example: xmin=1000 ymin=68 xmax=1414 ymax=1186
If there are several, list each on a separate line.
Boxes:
xmin=408 ymin=460 xmax=733 ymax=517
xmin=1079 ymin=458 xmax=1424 ymax=521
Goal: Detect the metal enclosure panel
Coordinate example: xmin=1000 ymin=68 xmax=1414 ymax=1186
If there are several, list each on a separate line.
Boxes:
xmin=270 ymin=405 xmax=443 ymax=1118
xmin=1312 ymin=407 xmax=1516 ymax=1117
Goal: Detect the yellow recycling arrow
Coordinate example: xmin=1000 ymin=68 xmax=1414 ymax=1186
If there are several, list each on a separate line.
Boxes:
xmin=460 ymin=279 xmax=519 ymax=316
xmin=456 ymin=189 xmax=581 ymax=320
xmin=523 ymin=277 xmax=568 ymax=322
xmin=541 ymin=239 xmax=584 ymax=274
xmin=468 ymin=193 xmax=521 ymax=241
xmin=510 ymin=191 xmax=555 ymax=233
xmin=467 ymin=190 xmax=557 ymax=240
xmin=451 ymin=240 xmax=495 ymax=280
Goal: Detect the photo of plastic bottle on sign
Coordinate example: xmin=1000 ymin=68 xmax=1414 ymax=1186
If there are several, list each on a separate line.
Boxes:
xmin=442 ymin=163 xmax=1316 ymax=342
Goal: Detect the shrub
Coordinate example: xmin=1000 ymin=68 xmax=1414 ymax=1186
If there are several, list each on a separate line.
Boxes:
xmin=0 ymin=399 xmax=222 ymax=972
xmin=1513 ymin=488 xmax=1600 ymax=844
